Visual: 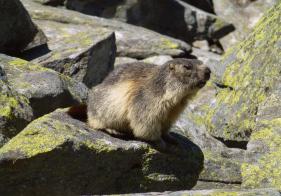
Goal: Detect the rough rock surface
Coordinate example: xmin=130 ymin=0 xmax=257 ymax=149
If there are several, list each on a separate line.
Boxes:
xmin=173 ymin=86 xmax=245 ymax=189
xmin=182 ymin=1 xmax=281 ymax=143
xmin=175 ymin=1 xmax=281 ymax=190
xmin=115 ymin=188 xmax=280 ymax=196
xmin=0 ymin=54 xmax=88 ymax=146
xmin=0 ymin=0 xmax=280 ymax=195
xmin=0 ymin=109 xmax=204 ymax=195
xmin=20 ymin=0 xmax=191 ymax=59
xmin=0 ymin=79 xmax=33 ymax=148
xmin=214 ymin=0 xmax=278 ymax=49
xmin=65 ymin=0 xmax=234 ymax=43
xmin=142 ymin=55 xmax=173 ymax=66
xmin=114 ymin=57 xmax=138 ymax=67
xmin=31 ymin=22 xmax=116 ymax=88
xmin=0 ymin=0 xmax=47 ymax=55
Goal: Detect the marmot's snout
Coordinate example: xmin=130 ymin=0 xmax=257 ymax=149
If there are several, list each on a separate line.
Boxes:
xmin=203 ymin=66 xmax=211 ymax=81
xmin=197 ymin=65 xmax=211 ymax=88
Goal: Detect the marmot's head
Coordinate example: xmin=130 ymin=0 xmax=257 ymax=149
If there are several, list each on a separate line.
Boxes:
xmin=164 ymin=58 xmax=211 ymax=94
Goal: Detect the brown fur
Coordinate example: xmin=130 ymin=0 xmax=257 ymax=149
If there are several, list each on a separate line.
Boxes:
xmin=87 ymin=59 xmax=210 ymax=146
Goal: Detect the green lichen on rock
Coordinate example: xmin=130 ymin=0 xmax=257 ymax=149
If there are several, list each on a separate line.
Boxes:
xmin=0 ymin=94 xmax=20 ymax=119
xmin=0 ymin=78 xmax=32 ymax=142
xmin=160 ymin=38 xmax=180 ymax=49
xmin=0 ymin=109 xmax=204 ymax=195
xmin=0 ymin=54 xmax=88 ymax=147
xmin=0 ymin=115 xmax=67 ymax=158
xmin=242 ymin=119 xmax=281 ymax=189
xmin=202 ymin=1 xmax=281 ymax=141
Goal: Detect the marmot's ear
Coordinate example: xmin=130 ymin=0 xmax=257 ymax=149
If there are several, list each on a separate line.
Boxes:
xmin=169 ymin=63 xmax=176 ymax=70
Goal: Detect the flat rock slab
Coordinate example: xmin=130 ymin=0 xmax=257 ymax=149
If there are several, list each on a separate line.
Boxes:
xmin=20 ymin=0 xmax=191 ymax=59
xmin=0 ymin=109 xmax=205 ymax=195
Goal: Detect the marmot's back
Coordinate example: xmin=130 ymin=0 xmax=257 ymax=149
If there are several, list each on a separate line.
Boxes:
xmin=87 ymin=59 xmax=211 ymax=145
xmin=101 ymin=62 xmax=157 ymax=85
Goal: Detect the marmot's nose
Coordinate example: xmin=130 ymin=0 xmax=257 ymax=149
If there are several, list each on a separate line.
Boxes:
xmin=204 ymin=67 xmax=211 ymax=80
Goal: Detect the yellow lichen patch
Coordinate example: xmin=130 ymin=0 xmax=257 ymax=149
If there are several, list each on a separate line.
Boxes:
xmin=8 ymin=59 xmax=28 ymax=67
xmin=8 ymin=58 xmax=50 ymax=72
xmin=82 ymin=139 xmax=116 ymax=153
xmin=242 ymin=116 xmax=281 ymax=189
xmin=0 ymin=116 xmax=68 ymax=158
xmin=0 ymin=94 xmax=20 ymax=118
xmin=242 ymin=148 xmax=281 ymax=190
xmin=160 ymin=38 xmax=179 ymax=49
xmin=200 ymin=0 xmax=281 ymax=141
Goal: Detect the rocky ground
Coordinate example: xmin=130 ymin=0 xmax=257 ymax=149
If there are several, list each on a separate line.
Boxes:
xmin=0 ymin=0 xmax=280 ymax=195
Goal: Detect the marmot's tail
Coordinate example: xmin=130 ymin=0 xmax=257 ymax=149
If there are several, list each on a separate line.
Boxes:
xmin=67 ymin=104 xmax=87 ymax=122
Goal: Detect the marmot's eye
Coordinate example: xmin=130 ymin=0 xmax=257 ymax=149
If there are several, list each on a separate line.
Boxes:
xmin=183 ymin=64 xmax=192 ymax=70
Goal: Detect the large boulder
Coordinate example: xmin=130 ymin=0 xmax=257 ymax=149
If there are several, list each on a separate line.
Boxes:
xmin=0 ymin=109 xmax=204 ymax=195
xmin=65 ymin=0 xmax=234 ymax=43
xmin=20 ymin=0 xmax=191 ymax=59
xmin=213 ymin=0 xmax=278 ymax=49
xmin=208 ymin=1 xmax=280 ymax=142
xmin=0 ymin=0 xmax=47 ymax=56
xmin=174 ymin=0 xmax=281 ymax=190
xmin=0 ymin=54 xmax=88 ymax=147
xmin=31 ymin=22 xmax=116 ymax=88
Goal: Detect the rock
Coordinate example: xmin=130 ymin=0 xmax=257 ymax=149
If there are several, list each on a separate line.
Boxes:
xmin=114 ymin=57 xmax=138 ymax=67
xmin=65 ymin=0 xmax=234 ymax=43
xmin=181 ymin=0 xmax=214 ymax=14
xmin=242 ymin=118 xmax=281 ymax=190
xmin=0 ymin=64 xmax=6 ymax=81
xmin=199 ymin=1 xmax=281 ymax=142
xmin=241 ymin=4 xmax=281 ymax=187
xmin=214 ymin=0 xmax=278 ymax=49
xmin=0 ymin=109 xmax=204 ymax=195
xmin=20 ymin=0 xmax=191 ymax=59
xmin=142 ymin=55 xmax=173 ymax=66
xmin=119 ymin=188 xmax=280 ymax=196
xmin=0 ymin=0 xmax=47 ymax=56
xmin=32 ymin=0 xmax=65 ymax=6
xmin=30 ymin=21 xmax=116 ymax=88
xmin=172 ymin=86 xmax=245 ymax=189
xmin=0 ymin=54 xmax=88 ymax=146
xmin=191 ymin=48 xmax=222 ymax=78
xmin=174 ymin=1 xmax=281 ymax=190
xmin=0 ymin=79 xmax=33 ymax=148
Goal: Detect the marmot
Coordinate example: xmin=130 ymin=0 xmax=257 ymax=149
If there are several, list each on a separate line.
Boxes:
xmin=85 ymin=58 xmax=210 ymax=147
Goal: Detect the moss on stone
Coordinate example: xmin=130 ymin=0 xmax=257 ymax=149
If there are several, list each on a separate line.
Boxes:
xmin=7 ymin=58 xmax=51 ymax=75
xmin=242 ymin=118 xmax=281 ymax=189
xmin=160 ymin=38 xmax=179 ymax=49
xmin=0 ymin=94 xmax=19 ymax=119
xmin=200 ymin=1 xmax=281 ymax=141
xmin=0 ymin=115 xmax=67 ymax=158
